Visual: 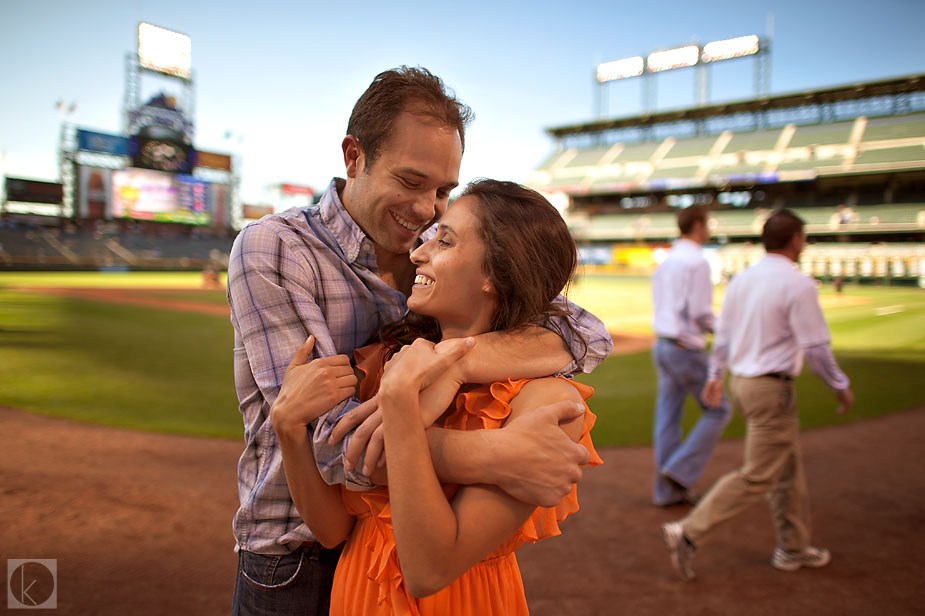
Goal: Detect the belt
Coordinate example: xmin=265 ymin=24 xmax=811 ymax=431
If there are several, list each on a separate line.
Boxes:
xmin=657 ymin=337 xmax=699 ymax=351
xmin=300 ymin=541 xmax=344 ymax=561
xmin=758 ymin=372 xmax=794 ymax=381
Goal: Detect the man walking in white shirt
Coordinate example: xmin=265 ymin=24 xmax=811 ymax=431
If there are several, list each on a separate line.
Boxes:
xmin=662 ymin=208 xmax=854 ymax=581
xmin=651 ymin=205 xmax=732 ymax=506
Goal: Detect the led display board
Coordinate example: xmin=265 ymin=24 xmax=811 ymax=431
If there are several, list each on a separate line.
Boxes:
xmin=111 ymin=168 xmax=210 ymax=225
xmin=138 ymin=23 xmax=191 ymax=80
xmin=4 ymin=178 xmax=63 ymax=205
xmin=130 ymin=135 xmax=193 ymax=173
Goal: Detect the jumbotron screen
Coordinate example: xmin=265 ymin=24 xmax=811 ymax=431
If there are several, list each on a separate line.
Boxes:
xmin=112 ymin=167 xmax=210 ymax=225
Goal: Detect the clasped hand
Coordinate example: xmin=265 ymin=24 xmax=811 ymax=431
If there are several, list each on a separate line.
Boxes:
xmin=328 ymin=337 xmax=475 ymax=476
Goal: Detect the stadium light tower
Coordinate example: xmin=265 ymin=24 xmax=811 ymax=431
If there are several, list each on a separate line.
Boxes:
xmin=594 ymin=33 xmax=771 ymax=118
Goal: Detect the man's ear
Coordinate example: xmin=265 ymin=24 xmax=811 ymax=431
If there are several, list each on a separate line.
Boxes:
xmin=342 ymin=135 xmax=363 ymax=179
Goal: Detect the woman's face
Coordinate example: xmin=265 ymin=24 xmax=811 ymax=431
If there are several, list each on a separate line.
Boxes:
xmin=407 ymin=195 xmax=496 ymax=339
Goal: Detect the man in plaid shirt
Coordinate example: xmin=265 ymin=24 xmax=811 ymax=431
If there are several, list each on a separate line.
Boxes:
xmin=228 ymin=66 xmax=614 ymax=615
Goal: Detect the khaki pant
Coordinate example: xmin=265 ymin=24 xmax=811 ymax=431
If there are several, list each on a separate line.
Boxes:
xmin=680 ymin=375 xmax=811 ymax=552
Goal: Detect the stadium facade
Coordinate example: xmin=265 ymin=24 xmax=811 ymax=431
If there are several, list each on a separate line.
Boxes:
xmin=528 ymin=73 xmax=925 ymax=286
xmin=0 ymin=23 xmax=305 ymax=272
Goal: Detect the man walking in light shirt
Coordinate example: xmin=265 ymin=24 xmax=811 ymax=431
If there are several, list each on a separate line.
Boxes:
xmin=651 ymin=205 xmax=732 ymax=506
xmin=662 ymin=208 xmax=854 ymax=581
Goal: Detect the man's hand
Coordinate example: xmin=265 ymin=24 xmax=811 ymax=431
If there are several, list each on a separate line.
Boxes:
xmin=835 ymin=387 xmax=854 ymax=415
xmin=701 ymin=378 xmax=724 ymax=409
xmin=491 ymin=400 xmax=589 ymax=508
xmin=270 ymin=335 xmax=357 ymax=435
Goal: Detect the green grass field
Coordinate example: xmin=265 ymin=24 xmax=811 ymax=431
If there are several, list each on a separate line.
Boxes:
xmin=1 ymin=270 xmax=923 ymax=445
xmin=569 ymin=273 xmax=925 ymax=445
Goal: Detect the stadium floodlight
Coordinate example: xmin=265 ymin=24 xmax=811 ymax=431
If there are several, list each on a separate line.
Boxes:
xmin=646 ymin=45 xmax=699 ymax=73
xmin=702 ymin=35 xmax=760 ymax=63
xmin=596 ymin=56 xmax=645 ymax=83
xmin=138 ymin=22 xmax=191 ymax=80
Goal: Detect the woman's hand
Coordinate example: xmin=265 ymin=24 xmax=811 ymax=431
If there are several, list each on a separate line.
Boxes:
xmin=380 ymin=337 xmax=474 ymax=397
xmin=270 ymin=335 xmax=358 ymax=437
xmin=331 ymin=338 xmax=474 ymax=477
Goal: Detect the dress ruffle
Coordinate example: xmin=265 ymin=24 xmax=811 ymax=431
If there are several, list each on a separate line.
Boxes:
xmin=333 ymin=344 xmax=602 ymax=615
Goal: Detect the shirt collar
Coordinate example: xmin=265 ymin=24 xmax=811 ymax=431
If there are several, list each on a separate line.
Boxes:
xmin=762 ymin=252 xmax=798 ymax=267
xmin=674 ymin=237 xmax=701 ymax=252
xmin=319 ymin=178 xmax=375 ymax=264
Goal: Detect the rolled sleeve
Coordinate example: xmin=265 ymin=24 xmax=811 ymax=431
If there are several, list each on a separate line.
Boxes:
xmin=545 ymin=296 xmax=614 ymax=375
xmin=312 ymin=399 xmax=376 ymax=489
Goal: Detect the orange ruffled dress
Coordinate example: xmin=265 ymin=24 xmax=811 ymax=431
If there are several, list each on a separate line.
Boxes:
xmin=328 ymin=344 xmax=602 ymax=616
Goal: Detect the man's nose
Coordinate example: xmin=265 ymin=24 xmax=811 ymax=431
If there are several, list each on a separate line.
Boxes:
xmin=410 ymin=190 xmax=438 ymax=223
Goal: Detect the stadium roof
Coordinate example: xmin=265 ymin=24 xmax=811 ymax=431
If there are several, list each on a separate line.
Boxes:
xmin=546 ymin=73 xmax=925 ymax=138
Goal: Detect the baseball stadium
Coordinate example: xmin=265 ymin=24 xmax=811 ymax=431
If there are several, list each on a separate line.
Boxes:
xmin=2 ymin=21 xmax=924 ymax=616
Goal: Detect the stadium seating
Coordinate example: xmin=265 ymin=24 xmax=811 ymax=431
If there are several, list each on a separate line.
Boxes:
xmin=532 ymin=111 xmax=925 ymax=196
xmin=0 ymin=221 xmax=234 ymax=270
xmin=862 ymin=113 xmax=925 ymax=141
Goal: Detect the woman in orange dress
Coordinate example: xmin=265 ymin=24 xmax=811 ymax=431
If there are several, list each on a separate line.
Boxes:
xmin=273 ymin=179 xmax=601 ymax=614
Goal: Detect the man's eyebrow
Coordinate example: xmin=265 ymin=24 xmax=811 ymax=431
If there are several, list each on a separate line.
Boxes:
xmin=396 ymin=167 xmax=428 ymax=180
xmin=396 ymin=167 xmax=458 ymax=190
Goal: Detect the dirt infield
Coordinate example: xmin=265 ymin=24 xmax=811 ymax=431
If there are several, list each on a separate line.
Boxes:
xmin=2 ymin=404 xmax=923 ymax=615
xmin=15 ymin=286 xmax=230 ymax=316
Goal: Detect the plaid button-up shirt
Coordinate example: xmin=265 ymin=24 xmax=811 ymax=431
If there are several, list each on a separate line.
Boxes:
xmin=228 ymin=178 xmax=613 ymax=554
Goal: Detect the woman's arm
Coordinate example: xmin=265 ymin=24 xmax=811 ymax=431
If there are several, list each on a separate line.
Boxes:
xmin=270 ymin=336 xmax=357 ymax=547
xmin=380 ymin=346 xmax=585 ymax=597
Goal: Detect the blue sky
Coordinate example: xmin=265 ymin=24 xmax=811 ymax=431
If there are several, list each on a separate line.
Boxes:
xmin=1 ymin=0 xmax=924 ymax=203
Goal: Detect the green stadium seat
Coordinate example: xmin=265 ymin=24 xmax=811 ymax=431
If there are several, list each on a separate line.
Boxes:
xmin=861 ymin=113 xmax=925 ymax=141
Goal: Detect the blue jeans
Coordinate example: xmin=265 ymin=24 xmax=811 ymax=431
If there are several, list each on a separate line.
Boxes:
xmin=231 ymin=546 xmax=341 ymax=616
xmin=652 ymin=339 xmax=732 ymax=505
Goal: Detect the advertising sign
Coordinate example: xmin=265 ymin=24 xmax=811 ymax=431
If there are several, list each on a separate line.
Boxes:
xmin=76 ymin=129 xmax=129 ymax=156
xmin=195 ymin=150 xmax=232 ymax=171
xmin=77 ymin=166 xmax=113 ymax=219
xmin=4 ymin=178 xmax=63 ymax=204
xmin=112 ymin=168 xmax=210 ymax=225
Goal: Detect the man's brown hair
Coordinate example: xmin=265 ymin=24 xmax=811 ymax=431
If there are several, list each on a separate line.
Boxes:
xmin=347 ymin=66 xmax=473 ymax=167
xmin=677 ymin=204 xmax=708 ymax=235
xmin=762 ymin=208 xmax=805 ymax=251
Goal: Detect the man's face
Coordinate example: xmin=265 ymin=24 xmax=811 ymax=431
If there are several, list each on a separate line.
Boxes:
xmin=793 ymin=230 xmax=807 ymax=258
xmin=696 ymin=218 xmax=711 ymax=244
xmin=343 ymin=111 xmax=463 ymax=256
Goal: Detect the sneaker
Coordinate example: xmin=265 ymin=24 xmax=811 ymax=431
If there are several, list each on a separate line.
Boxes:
xmin=771 ymin=546 xmax=831 ymax=572
xmin=661 ymin=521 xmax=696 ymax=581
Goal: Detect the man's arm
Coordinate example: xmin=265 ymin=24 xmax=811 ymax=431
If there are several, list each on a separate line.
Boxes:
xmin=228 ymin=220 xmax=370 ymax=488
xmin=803 ymin=343 xmax=853 ymax=414
xmin=691 ymin=259 xmax=716 ymax=334
xmin=702 ymin=292 xmax=732 ymax=408
xmin=450 ymin=296 xmax=613 ymax=384
xmin=789 ymin=280 xmax=853 ymax=415
xmin=424 ymin=410 xmax=589 ymax=507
